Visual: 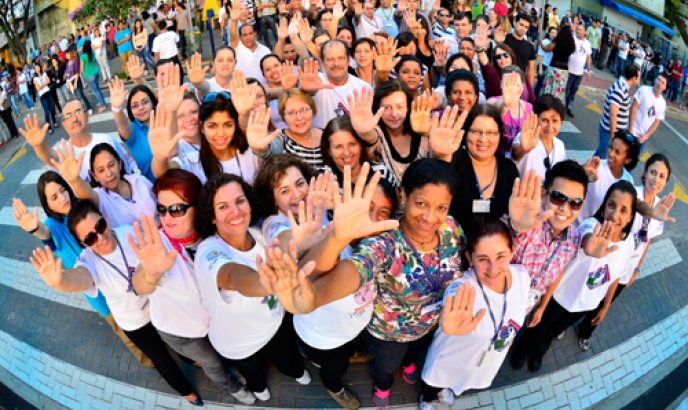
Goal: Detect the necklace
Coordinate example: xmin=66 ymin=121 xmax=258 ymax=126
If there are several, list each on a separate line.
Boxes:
xmin=402 ymin=226 xmax=438 ymax=250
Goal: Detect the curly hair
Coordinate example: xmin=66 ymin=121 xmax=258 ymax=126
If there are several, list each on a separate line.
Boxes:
xmin=195 ymin=173 xmax=259 ymax=239
xmin=253 ymin=154 xmax=314 ymax=220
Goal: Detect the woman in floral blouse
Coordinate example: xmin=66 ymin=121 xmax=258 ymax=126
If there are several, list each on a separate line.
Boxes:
xmin=259 ymin=158 xmax=465 ymax=408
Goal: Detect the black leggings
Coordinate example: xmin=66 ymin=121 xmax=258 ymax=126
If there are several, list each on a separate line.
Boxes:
xmin=229 ymin=315 xmax=305 ymax=393
xmin=577 ymin=284 xmax=626 ymax=339
xmin=123 ymin=322 xmax=194 ymax=396
xmin=299 ymin=334 xmax=356 ymax=393
xmin=420 ymin=381 xmax=443 ymax=401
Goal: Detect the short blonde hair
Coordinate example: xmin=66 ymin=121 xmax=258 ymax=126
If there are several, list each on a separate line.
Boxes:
xmin=277 ymin=88 xmax=318 ymax=119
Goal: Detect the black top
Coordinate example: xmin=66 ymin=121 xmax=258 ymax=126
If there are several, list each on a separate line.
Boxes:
xmin=601 ymin=27 xmax=610 ymax=46
xmin=504 ymin=34 xmax=536 ymax=73
xmin=448 ymin=149 xmax=519 ymax=240
xmin=48 ymin=66 xmax=66 ymax=89
xmin=416 ymin=49 xmax=435 ymax=73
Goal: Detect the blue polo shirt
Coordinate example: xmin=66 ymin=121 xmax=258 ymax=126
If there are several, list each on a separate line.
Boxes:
xmin=124 ymin=120 xmax=155 ymax=181
xmin=115 ymin=28 xmax=133 ymax=53
xmin=77 ymin=36 xmax=91 ymax=51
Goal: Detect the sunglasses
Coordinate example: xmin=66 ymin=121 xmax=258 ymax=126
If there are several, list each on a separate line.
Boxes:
xmin=495 ymin=53 xmax=510 ymax=60
xmin=548 ymin=191 xmax=584 ymax=211
xmin=82 ymin=218 xmax=108 ymax=247
xmin=543 ymin=157 xmax=551 ymax=171
xmin=157 ymin=203 xmax=193 ymax=217
xmin=203 ymin=91 xmax=230 ymax=103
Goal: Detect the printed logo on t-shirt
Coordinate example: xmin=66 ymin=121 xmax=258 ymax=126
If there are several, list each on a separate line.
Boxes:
xmin=493 ymin=319 xmax=521 ymax=352
xmin=261 ymin=294 xmax=279 ymax=310
xmin=350 ymin=281 xmax=375 ymax=317
xmin=334 ymin=102 xmax=350 ymax=117
xmin=586 ymin=264 xmax=610 ymax=289
xmin=266 ymin=219 xmax=291 ymax=241
xmin=647 ymin=106 xmax=656 ymax=118
xmin=205 ymin=249 xmax=232 ymax=270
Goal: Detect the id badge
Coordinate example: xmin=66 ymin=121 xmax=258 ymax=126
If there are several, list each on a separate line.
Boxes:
xmin=478 ymin=345 xmax=495 ymax=367
xmin=420 ymin=300 xmax=442 ymax=316
xmin=472 ymin=199 xmax=491 ymax=213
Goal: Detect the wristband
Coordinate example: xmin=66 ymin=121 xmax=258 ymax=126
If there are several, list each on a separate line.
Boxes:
xmin=28 ymin=225 xmax=40 ymax=234
xmin=143 ymin=271 xmax=159 ymax=288
xmin=112 ymin=105 xmax=123 ymax=112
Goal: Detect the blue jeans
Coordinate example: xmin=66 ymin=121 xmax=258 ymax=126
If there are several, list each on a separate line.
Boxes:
xmin=84 ymin=71 xmax=107 ymax=107
xmin=668 ymin=78 xmax=681 ymax=101
xmin=135 ymin=45 xmax=155 ymax=71
xmin=73 ymin=78 xmax=93 ymax=111
xmin=9 ymin=94 xmax=20 ymax=114
xmin=595 ymin=123 xmax=611 ymax=159
xmin=20 ymin=92 xmax=33 ymax=109
xmin=615 ymin=56 xmax=626 ymax=76
xmin=565 ymin=73 xmax=583 ymax=111
xmin=39 ymin=92 xmax=57 ymax=129
xmin=362 ymin=328 xmax=435 ymax=391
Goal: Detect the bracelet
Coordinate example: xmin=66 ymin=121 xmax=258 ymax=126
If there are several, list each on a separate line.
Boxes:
xmin=112 ymin=105 xmax=123 ymax=112
xmin=28 ymin=225 xmax=40 ymax=234
xmin=476 ymin=48 xmax=485 ymax=53
xmin=143 ymin=271 xmax=159 ymax=288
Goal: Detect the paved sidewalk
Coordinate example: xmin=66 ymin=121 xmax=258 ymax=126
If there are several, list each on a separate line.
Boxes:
xmin=1 ymin=28 xmax=688 ymax=410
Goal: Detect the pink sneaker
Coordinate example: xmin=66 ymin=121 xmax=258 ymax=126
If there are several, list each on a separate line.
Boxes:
xmin=402 ymin=363 xmax=418 ymax=384
xmin=372 ymin=386 xmax=390 ymax=408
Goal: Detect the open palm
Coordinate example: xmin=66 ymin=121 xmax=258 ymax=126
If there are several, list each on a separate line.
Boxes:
xmin=127 ymin=216 xmax=178 ymax=280
xmin=441 ymin=283 xmax=486 ymax=336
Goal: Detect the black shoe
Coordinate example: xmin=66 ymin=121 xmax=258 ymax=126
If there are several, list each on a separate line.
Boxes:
xmin=186 ymin=396 xmax=204 ymax=407
xmin=510 ymin=353 xmax=525 ymax=370
xmin=527 ymin=358 xmax=542 ymax=373
xmin=567 ymin=109 xmax=574 ymax=118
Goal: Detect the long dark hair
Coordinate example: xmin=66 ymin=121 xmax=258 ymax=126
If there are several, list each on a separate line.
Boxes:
xmin=198 ymin=95 xmax=249 ymax=181
xmin=89 ymin=143 xmax=127 ymax=187
xmin=83 ymin=40 xmax=94 ymax=63
xmin=320 ymin=116 xmax=372 ymax=181
xmin=552 ymin=25 xmax=575 ymax=60
xmin=67 ymin=199 xmax=102 ymax=246
xmin=37 ymin=171 xmax=79 ymax=220
xmin=592 ymin=180 xmax=638 ymax=240
xmin=126 ymin=85 xmax=158 ymax=122
xmin=372 ymin=80 xmax=414 ymax=135
xmin=642 ymin=154 xmax=672 ymax=185
xmin=196 ymin=173 xmax=258 ymax=239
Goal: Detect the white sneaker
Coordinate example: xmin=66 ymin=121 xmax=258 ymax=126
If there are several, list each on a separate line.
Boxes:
xmin=295 ymin=369 xmax=311 ymax=385
xmin=230 ymin=387 xmax=256 ymax=405
xmin=438 ymin=388 xmax=454 ymax=406
xmin=254 ymin=388 xmax=270 ymax=401
xmin=417 ymin=399 xmax=437 ymax=410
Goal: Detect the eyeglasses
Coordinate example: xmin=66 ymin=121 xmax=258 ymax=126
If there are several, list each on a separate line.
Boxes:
xmin=547 ymin=190 xmax=584 ymax=211
xmin=82 ymin=218 xmax=108 ymax=247
xmin=468 ymin=129 xmax=500 ymax=138
xmin=543 ymin=157 xmax=551 ymax=171
xmin=203 ymin=91 xmax=230 ymax=103
xmin=131 ymin=98 xmax=151 ymax=111
xmin=495 ymin=53 xmax=510 ymax=60
xmin=284 ymin=106 xmax=313 ymax=118
xmin=157 ymin=203 xmax=193 ymax=217
xmin=438 ymin=13 xmax=450 ymax=17
xmin=64 ymin=108 xmax=84 ymax=121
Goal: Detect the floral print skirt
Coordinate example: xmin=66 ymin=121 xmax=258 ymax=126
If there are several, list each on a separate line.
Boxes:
xmin=543 ymin=67 xmax=568 ymax=101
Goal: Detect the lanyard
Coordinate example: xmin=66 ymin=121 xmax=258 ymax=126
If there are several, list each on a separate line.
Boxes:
xmin=476 ymin=271 xmax=508 ymax=343
xmin=532 ymin=240 xmax=562 ymax=289
xmin=474 ymin=160 xmax=498 ymax=200
xmin=235 ymin=155 xmax=244 ymax=180
xmin=399 ymin=225 xmax=443 ymax=294
xmin=96 ymin=233 xmax=138 ymax=295
xmin=363 ymin=16 xmax=379 ymax=29
xmin=106 ymin=179 xmax=135 ymax=203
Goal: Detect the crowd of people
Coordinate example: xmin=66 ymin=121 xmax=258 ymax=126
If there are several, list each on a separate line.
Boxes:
xmin=3 ymin=0 xmax=681 ymax=409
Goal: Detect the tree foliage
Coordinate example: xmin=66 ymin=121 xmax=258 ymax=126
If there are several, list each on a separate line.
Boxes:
xmin=76 ymin=0 xmax=142 ymax=21
xmin=0 ymin=0 xmax=33 ymax=63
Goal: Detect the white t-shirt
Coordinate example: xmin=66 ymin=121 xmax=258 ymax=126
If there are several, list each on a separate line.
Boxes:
xmin=553 ymin=218 xmax=635 ymax=312
xmin=152 ymin=31 xmax=180 ymax=60
xmin=618 ymin=40 xmax=629 ymax=59
xmin=208 ymin=77 xmax=231 ymax=93
xmin=312 ymin=74 xmax=373 ymax=129
xmin=234 ymin=42 xmax=272 ymax=83
xmin=147 ymin=231 xmax=211 ymax=337
xmin=35 ymin=73 xmax=50 ymax=97
xmin=578 ymin=160 xmax=633 ymax=223
xmin=171 ymin=139 xmax=203 ymax=179
xmin=95 ymin=174 xmax=157 ymax=228
xmin=634 ymin=48 xmax=646 ymax=68
xmin=356 ymin=15 xmax=384 ymax=39
xmin=514 ymin=135 xmax=566 ymax=181
xmin=623 ymin=187 xmax=663 ymax=284
xmin=422 ymin=266 xmax=530 ymax=396
xmin=568 ymin=37 xmax=592 ymax=76
xmin=92 ymin=36 xmax=106 ymax=57
xmin=77 ymin=225 xmax=151 ymax=331
xmin=218 ymin=149 xmax=261 ymax=185
xmin=538 ymin=39 xmax=553 ymax=67
xmin=17 ymin=73 xmax=28 ymax=94
xmin=53 ymin=133 xmax=137 ymax=184
xmin=195 ymin=230 xmax=284 ymax=360
xmin=632 ymin=86 xmax=666 ymax=137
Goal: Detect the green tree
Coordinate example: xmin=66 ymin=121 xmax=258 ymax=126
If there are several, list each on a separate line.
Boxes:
xmin=78 ymin=0 xmax=142 ymax=21
xmin=0 ymin=0 xmax=33 ymax=64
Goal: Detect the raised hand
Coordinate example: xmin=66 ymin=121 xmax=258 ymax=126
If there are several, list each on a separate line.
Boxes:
xmin=429 ymin=105 xmax=467 ymax=161
xmin=127 ymin=54 xmax=145 ymax=80
xmin=277 ymin=17 xmax=289 ymax=40
xmin=30 ymin=246 xmax=64 ymax=289
xmin=583 ymin=221 xmax=619 ymax=258
xmin=148 ymin=104 xmax=184 ymax=161
xmin=474 ymin=24 xmax=490 ymax=50
xmin=494 ymin=26 xmax=506 ymax=43
xmin=354 ymin=0 xmax=363 ymax=15
xmin=332 ymin=163 xmax=400 ymax=243
xmin=156 ymin=63 xmax=188 ymax=113
xmin=376 ymin=39 xmax=401 ymax=73
xmin=517 ymin=113 xmax=540 ymax=153
xmin=246 ymin=105 xmax=279 ymax=151
xmin=441 ymin=283 xmax=487 ymax=335
xmin=281 ymin=60 xmax=298 ymax=91
xmin=651 ymin=192 xmax=676 ymax=223
xmin=127 ymin=215 xmax=179 ymax=282
xmin=397 ymin=0 xmax=408 ymax=13
xmin=509 ymin=170 xmax=553 ymax=232
xmin=19 ymin=113 xmax=50 ymax=147
xmin=348 ymin=87 xmax=383 ymax=136
xmin=584 ymin=156 xmax=601 ymax=183
xmin=298 ymin=18 xmax=314 ymax=44
xmin=432 ymin=39 xmax=448 ymax=69
xmin=108 ymin=77 xmax=129 ymax=111
xmin=309 ymin=171 xmax=338 ymax=210
xmin=298 ymin=58 xmax=335 ymax=93
xmin=185 ymin=53 xmax=210 ymax=86
xmin=333 ymin=0 xmax=347 ymax=19
xmin=289 ymin=196 xmax=330 ymax=253
xmin=12 ymin=198 xmax=39 ymax=233
xmin=278 ymin=0 xmax=288 ymax=15
xmin=50 ymin=139 xmax=85 ymax=184
xmin=228 ymin=70 xmax=257 ymax=115
xmin=410 ymin=90 xmax=433 ymax=135
xmin=229 ymin=0 xmax=243 ymax=20
xmin=288 ymin=18 xmax=300 ymax=37
xmin=502 ymin=72 xmax=523 ymax=109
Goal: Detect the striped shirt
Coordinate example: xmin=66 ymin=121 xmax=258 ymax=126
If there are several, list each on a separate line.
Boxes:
xmin=600 ymin=77 xmax=631 ymax=132
xmin=260 ymin=129 xmax=324 ymax=167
